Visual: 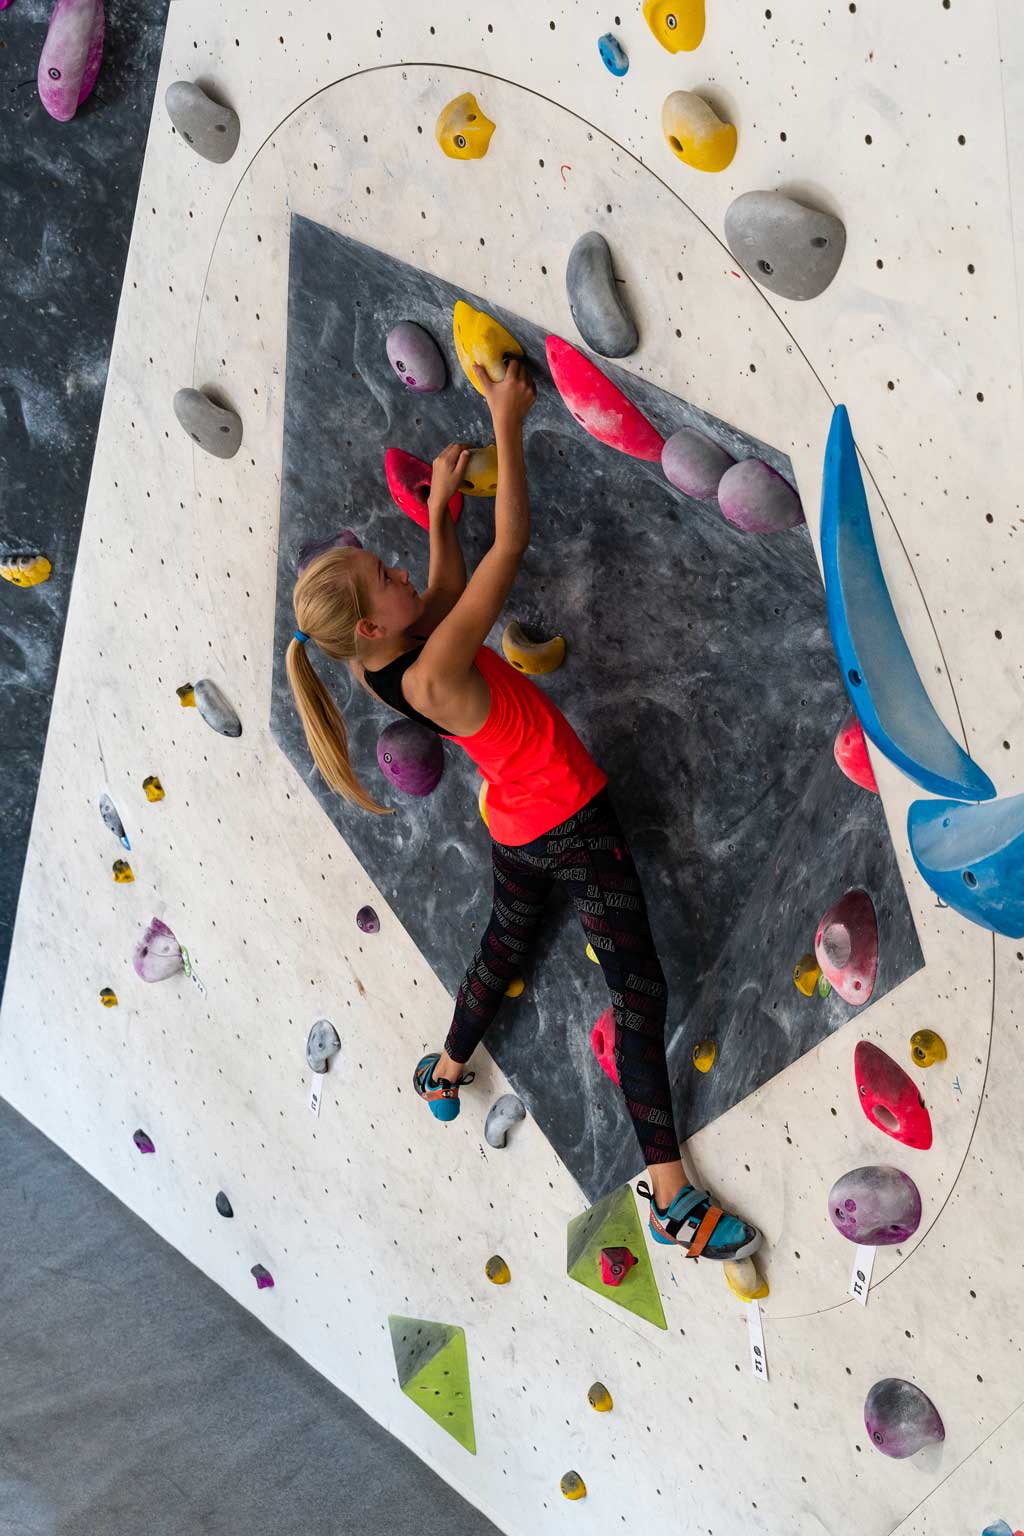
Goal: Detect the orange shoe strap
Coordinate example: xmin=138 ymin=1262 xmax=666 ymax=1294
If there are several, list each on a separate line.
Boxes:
xmin=685 ymin=1205 xmax=723 ymax=1260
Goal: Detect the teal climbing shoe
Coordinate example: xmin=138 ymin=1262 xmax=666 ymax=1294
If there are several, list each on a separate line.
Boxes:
xmin=637 ymin=1179 xmax=762 ymax=1261
xmin=413 ymin=1052 xmax=476 ymax=1122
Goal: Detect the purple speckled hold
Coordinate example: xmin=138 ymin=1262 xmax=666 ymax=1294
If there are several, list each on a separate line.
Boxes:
xmin=828 ymin=1165 xmax=922 ymax=1246
xmin=132 ymin=916 xmax=184 ymax=983
xmin=386 ymin=321 xmax=446 ymax=394
xmin=37 ymin=0 xmax=105 ymax=123
xmin=356 ymin=905 xmax=380 ymax=934
xmin=377 ymin=719 xmax=445 ymax=797
xmin=297 ymin=528 xmax=363 ymax=573
xmin=717 ymin=457 xmax=805 ymax=534
xmin=864 ymin=1378 xmax=944 ymax=1459
xmin=661 ymin=427 xmax=735 ymax=500
xmin=133 ymin=1129 xmax=155 ymax=1154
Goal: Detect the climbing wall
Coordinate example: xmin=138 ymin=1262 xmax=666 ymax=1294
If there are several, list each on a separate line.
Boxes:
xmin=1 ymin=1 xmax=1022 ymax=1532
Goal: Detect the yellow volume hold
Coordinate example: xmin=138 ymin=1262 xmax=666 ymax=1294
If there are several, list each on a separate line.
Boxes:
xmin=724 ymin=1258 xmax=769 ymax=1302
xmin=435 ymin=92 xmax=495 ymax=160
xmin=460 ymin=444 xmax=499 ymax=497
xmin=643 ymin=0 xmax=705 ymax=52
xmin=501 ymin=620 xmax=566 ymax=676
xmin=661 ymin=91 xmax=737 ymax=172
xmin=453 ymin=300 xmax=523 ymax=393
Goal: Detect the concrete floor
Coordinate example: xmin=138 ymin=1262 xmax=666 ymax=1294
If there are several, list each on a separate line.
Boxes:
xmin=0 ymin=1096 xmax=499 ymax=1536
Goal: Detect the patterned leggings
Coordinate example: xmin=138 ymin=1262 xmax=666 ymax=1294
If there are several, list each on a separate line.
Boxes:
xmin=444 ymin=787 xmax=681 ymax=1168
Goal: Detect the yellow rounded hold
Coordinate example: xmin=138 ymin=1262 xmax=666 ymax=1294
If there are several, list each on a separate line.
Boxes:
xmin=478 ymin=779 xmax=490 ymax=829
xmin=661 ymin=91 xmax=737 ymax=172
xmin=793 ymin=952 xmax=821 ymax=997
xmin=587 ymin=1382 xmax=613 ymax=1412
xmin=560 ymin=1471 xmax=587 ymax=1501
xmin=460 ymin=444 xmax=499 ymax=497
xmin=176 ymin=683 xmax=196 ymax=708
xmin=112 ymin=860 xmax=134 ymax=884
xmin=501 ymin=620 xmax=567 ymax=676
xmin=910 ymin=1029 xmax=947 ymax=1068
xmin=143 ymin=775 xmax=165 ymax=802
xmin=435 ymin=92 xmax=495 ymax=160
xmin=99 ymin=988 xmax=118 ymax=1008
xmin=453 ymin=300 xmax=523 ymax=393
xmin=485 ymin=1254 xmax=511 ymax=1285
xmin=1 ymin=554 xmax=52 ymax=587
xmin=585 ymin=943 xmax=599 ymax=964
xmin=692 ymin=1039 xmax=716 ymax=1073
xmin=505 ymin=976 xmax=525 ymax=998
xmin=643 ymin=0 xmax=705 ymax=51
xmin=724 ymin=1258 xmax=769 ymax=1303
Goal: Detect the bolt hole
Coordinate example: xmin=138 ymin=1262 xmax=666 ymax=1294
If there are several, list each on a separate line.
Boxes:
xmin=963 ymin=870 xmax=978 ymax=888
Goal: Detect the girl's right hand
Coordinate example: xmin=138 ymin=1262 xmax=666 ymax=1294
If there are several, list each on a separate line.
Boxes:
xmin=473 ymin=357 xmax=536 ymax=430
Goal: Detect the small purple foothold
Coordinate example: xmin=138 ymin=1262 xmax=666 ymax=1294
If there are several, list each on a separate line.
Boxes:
xmin=864 ymin=1378 xmax=944 ymax=1459
xmin=661 ymin=427 xmax=735 ymax=499
xmin=296 ymin=528 xmax=363 ymax=573
xmin=717 ymin=458 xmax=805 ymax=534
xmin=828 ymin=1166 xmax=922 ymax=1246
xmin=386 ymin=321 xmax=446 ymax=394
xmin=251 ymin=1264 xmax=275 ymax=1290
xmin=356 ymin=905 xmax=380 ymax=934
xmin=133 ymin=917 xmax=184 ymax=983
xmin=133 ymin=1129 xmax=155 ymax=1154
xmin=376 ymin=720 xmax=445 ymax=797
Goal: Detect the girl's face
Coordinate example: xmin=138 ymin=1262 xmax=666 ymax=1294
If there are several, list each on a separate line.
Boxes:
xmin=354 ymin=548 xmax=425 ymax=637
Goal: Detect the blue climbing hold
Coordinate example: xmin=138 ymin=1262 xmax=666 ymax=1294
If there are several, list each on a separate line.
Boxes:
xmin=908 ymin=793 xmax=1024 ymax=939
xmin=598 ymin=33 xmax=629 ymax=76
xmin=820 ymin=406 xmax=995 ymax=802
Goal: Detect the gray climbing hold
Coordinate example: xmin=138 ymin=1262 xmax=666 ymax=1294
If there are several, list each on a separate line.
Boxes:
xmin=661 ymin=428 xmax=735 ymax=499
xmin=215 ymin=1191 xmax=234 ymax=1218
xmin=173 ymin=388 xmax=243 ymax=460
xmin=484 ymin=1093 xmax=526 ymax=1148
xmin=306 ymin=1018 xmax=341 ymax=1074
xmin=725 ymin=190 xmax=846 ymax=301
xmin=864 ymin=1378 xmax=945 ymax=1459
xmin=194 ymin=678 xmax=242 ymax=737
xmin=717 ymin=458 xmax=805 ymax=534
xmin=386 ymin=321 xmax=446 ymax=393
xmin=565 ymin=232 xmax=639 ymax=359
xmin=99 ymin=793 xmax=130 ymax=850
xmin=164 ymin=81 xmax=240 ymax=164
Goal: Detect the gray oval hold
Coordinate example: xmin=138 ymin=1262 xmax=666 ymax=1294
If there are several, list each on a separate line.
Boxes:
xmin=724 ymin=190 xmax=846 ymax=301
xmin=173 ymin=388 xmax=242 ymax=460
xmin=484 ymin=1093 xmax=526 ymax=1148
xmin=306 ymin=1018 xmax=341 ymax=1074
xmin=662 ymin=428 xmax=735 ymax=499
xmin=717 ymin=458 xmax=805 ymax=534
xmin=566 ymin=231 xmax=639 ymax=358
xmin=194 ymin=678 xmax=242 ymax=737
xmin=386 ymin=321 xmax=446 ymax=393
xmin=165 ymin=81 xmax=240 ymax=164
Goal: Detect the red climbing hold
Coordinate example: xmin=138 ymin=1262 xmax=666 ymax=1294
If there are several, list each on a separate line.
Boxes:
xmin=384 ymin=448 xmax=463 ymax=531
xmin=834 ymin=712 xmax=879 ymax=794
xmin=591 ymin=1006 xmax=620 ymax=1085
xmin=815 ymin=888 xmax=878 ymax=1005
xmin=854 ymin=1041 xmax=933 ymax=1150
xmin=545 ymin=335 xmax=665 ymax=462
xmin=600 ymin=1246 xmax=637 ymax=1286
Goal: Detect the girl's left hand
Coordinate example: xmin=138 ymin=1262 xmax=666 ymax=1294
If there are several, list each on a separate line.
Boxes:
xmin=430 ymin=442 xmax=472 ymax=505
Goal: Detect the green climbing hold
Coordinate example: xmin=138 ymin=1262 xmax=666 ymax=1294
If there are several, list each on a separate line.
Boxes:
xmin=387 ymin=1315 xmax=477 ymax=1454
xmin=817 ymin=973 xmax=832 ymax=998
xmin=566 ymin=1183 xmax=667 ymax=1330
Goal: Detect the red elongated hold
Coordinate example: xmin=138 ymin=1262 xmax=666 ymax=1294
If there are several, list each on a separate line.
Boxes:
xmin=591 ymin=1006 xmax=620 ymax=1085
xmin=834 ymin=712 xmax=879 ymax=793
xmin=545 ymin=335 xmax=665 ymax=461
xmin=855 ymin=1041 xmax=933 ymax=1150
xmin=384 ymin=448 xmax=462 ymax=530
xmin=600 ymin=1246 xmax=637 ymax=1286
xmin=815 ymin=888 xmax=878 ymax=1004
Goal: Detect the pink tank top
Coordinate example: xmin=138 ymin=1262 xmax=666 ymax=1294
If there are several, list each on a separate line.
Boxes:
xmin=440 ymin=645 xmax=608 ymax=846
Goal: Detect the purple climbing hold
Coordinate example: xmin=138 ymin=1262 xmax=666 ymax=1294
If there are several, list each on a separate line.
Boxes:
xmin=38 ymin=0 xmax=105 ymax=124
xmin=864 ymin=1378 xmax=944 ymax=1459
xmin=718 ymin=458 xmax=805 ymax=534
xmin=133 ymin=1129 xmax=155 ymax=1154
xmin=132 ymin=916 xmax=184 ymax=983
xmin=251 ymin=1264 xmax=275 ymax=1290
xmin=386 ymin=321 xmax=447 ymax=394
xmin=297 ymin=529 xmax=363 ymax=573
xmin=662 ymin=427 xmax=735 ymax=499
xmin=356 ymin=905 xmax=380 ymax=933
xmin=827 ymin=1166 xmax=922 ymax=1246
xmin=377 ymin=720 xmax=445 ymax=797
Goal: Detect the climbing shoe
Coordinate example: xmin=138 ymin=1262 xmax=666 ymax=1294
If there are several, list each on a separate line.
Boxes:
xmin=637 ymin=1179 xmax=762 ymax=1262
xmin=413 ymin=1052 xmax=475 ymax=1122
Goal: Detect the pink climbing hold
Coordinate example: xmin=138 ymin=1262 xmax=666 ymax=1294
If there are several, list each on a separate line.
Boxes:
xmin=854 ymin=1041 xmax=933 ymax=1151
xmin=38 ymin=0 xmax=106 ymax=123
xmin=591 ymin=1006 xmax=619 ymax=1085
xmin=815 ymin=888 xmax=878 ymax=1005
xmin=545 ymin=335 xmax=665 ymax=462
xmin=384 ymin=448 xmax=462 ymax=531
xmin=132 ymin=1129 xmax=155 ymax=1154
xmin=600 ymin=1246 xmax=637 ymax=1286
xmin=834 ymin=712 xmax=879 ymax=794
xmin=251 ymin=1264 xmax=275 ymax=1289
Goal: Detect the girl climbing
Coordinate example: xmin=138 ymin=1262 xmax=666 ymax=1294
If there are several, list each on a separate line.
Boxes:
xmin=285 ymin=356 xmax=761 ymax=1264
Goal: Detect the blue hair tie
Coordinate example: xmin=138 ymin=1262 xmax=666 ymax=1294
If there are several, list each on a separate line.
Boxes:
xmin=294 ymin=628 xmax=310 ymax=644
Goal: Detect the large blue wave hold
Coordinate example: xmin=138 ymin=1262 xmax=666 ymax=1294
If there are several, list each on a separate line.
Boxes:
xmin=908 ymin=793 xmax=1024 ymax=939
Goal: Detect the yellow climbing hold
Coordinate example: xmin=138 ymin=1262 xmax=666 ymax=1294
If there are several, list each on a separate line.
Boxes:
xmin=112 ymin=859 xmax=134 ymax=884
xmin=0 ymin=553 xmax=52 ymax=587
xmin=586 ymin=943 xmax=600 ymax=964
xmin=478 ymin=779 xmax=490 ymax=829
xmin=143 ymin=775 xmax=165 ymax=802
xmin=485 ymin=1255 xmax=511 ymax=1285
xmin=501 ymin=620 xmax=567 ymax=676
xmin=560 ymin=1472 xmax=587 ymax=1501
xmin=661 ymin=91 xmax=737 ymax=173
xmin=453 ymin=300 xmax=523 ymax=393
xmin=724 ymin=1258 xmax=769 ymax=1303
xmin=435 ymin=92 xmax=495 ymax=160
xmin=793 ymin=953 xmax=821 ymax=997
xmin=692 ymin=1039 xmax=716 ymax=1073
xmin=460 ymin=444 xmax=499 ymax=497
xmin=587 ymin=1382 xmax=613 ymax=1412
xmin=99 ymin=988 xmax=118 ymax=1008
xmin=910 ymin=1029 xmax=947 ymax=1068
xmin=505 ymin=976 xmax=525 ymax=999
xmin=643 ymin=0 xmax=705 ymax=52
xmin=176 ymin=683 xmax=196 ymax=708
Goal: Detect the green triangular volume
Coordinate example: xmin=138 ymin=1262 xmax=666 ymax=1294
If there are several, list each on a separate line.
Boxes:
xmin=387 ymin=1315 xmax=477 ymax=1455
xmin=566 ymin=1183 xmax=667 ymax=1331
